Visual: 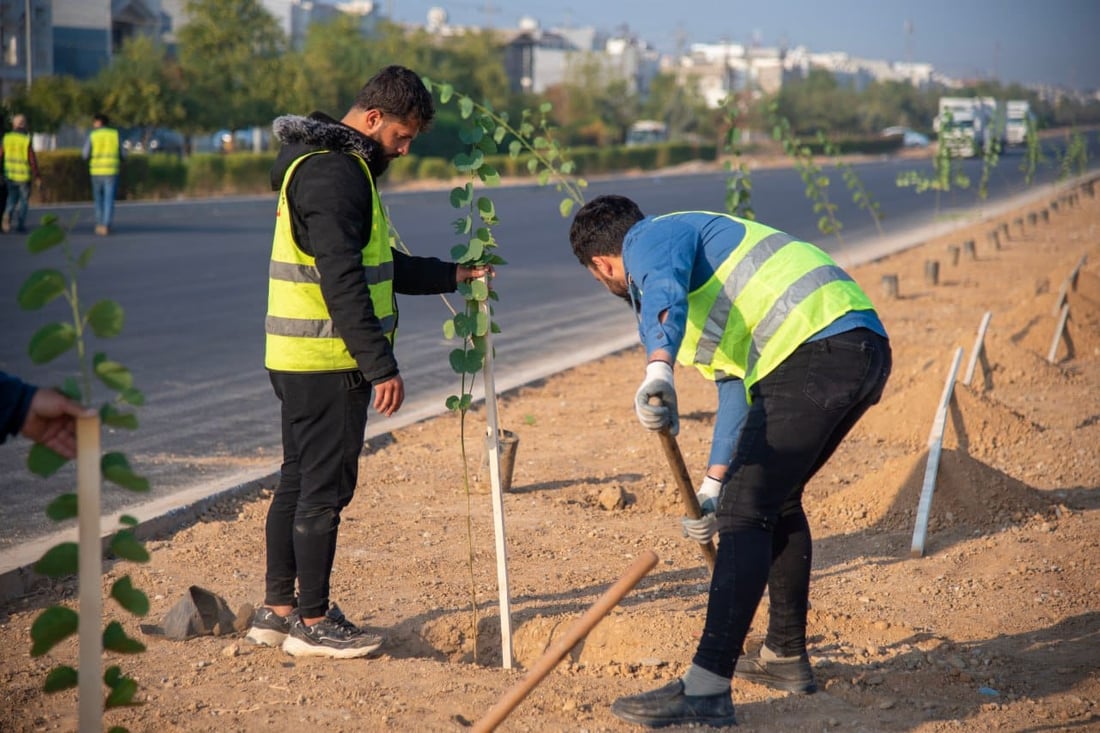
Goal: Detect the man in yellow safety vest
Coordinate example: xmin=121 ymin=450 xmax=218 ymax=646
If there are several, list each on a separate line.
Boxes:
xmin=1 ymin=113 xmax=41 ymax=234
xmin=245 ymin=65 xmax=492 ymax=660
xmin=82 ymin=113 xmax=124 ymax=235
xmin=570 ymin=195 xmax=892 ymax=728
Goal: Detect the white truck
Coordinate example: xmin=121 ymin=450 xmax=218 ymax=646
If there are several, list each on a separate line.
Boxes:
xmin=934 ymin=97 xmax=990 ymax=158
xmin=1004 ymin=100 xmax=1033 ymax=147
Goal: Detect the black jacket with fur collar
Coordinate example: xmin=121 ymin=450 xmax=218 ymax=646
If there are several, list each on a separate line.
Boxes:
xmin=269 ymin=111 xmax=458 ymax=384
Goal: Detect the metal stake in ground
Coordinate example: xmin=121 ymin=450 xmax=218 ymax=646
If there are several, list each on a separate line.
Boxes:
xmin=470 ymin=551 xmax=660 ymax=733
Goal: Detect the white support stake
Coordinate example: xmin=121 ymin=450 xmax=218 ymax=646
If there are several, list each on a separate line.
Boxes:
xmin=911 ymin=347 xmax=963 ymax=558
xmin=963 ymin=311 xmax=992 ymax=386
xmin=480 ymin=290 xmax=514 ymax=669
xmin=77 ymin=415 xmax=103 ymax=732
xmin=1047 ymin=304 xmax=1070 ymax=364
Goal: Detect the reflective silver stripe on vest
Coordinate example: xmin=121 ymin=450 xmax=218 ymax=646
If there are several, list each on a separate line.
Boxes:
xmin=269 ymin=259 xmax=394 ymax=285
xmin=745 ymin=264 xmax=855 ymax=373
xmin=266 ymin=313 xmax=397 ymax=339
xmin=694 ymin=232 xmax=794 ymax=366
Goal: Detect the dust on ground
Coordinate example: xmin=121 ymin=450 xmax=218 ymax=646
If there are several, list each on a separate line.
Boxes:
xmin=2 ymin=178 xmax=1099 ymax=732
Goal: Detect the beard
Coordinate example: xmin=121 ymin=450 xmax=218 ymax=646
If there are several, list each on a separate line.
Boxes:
xmin=367 ymin=154 xmax=391 ymax=179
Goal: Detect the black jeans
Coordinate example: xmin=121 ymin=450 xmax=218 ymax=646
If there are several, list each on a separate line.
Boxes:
xmin=264 ymin=370 xmax=371 ymax=619
xmin=693 ymin=328 xmax=892 ymax=678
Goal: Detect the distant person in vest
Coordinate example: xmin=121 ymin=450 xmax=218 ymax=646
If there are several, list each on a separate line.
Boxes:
xmin=569 ymin=195 xmax=892 ymax=729
xmin=1 ymin=113 xmax=41 ymax=234
xmin=246 ymin=65 xmax=492 ymax=660
xmin=82 ymin=113 xmax=124 ymax=235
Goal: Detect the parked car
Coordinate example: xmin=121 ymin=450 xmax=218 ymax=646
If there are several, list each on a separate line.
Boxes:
xmin=881 ymin=126 xmax=930 ymax=148
xmin=121 ymin=127 xmax=186 ymax=156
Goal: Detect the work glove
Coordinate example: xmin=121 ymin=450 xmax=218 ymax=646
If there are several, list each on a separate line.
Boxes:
xmin=681 ymin=475 xmax=722 ymax=543
xmin=634 ymin=361 xmax=679 ymax=435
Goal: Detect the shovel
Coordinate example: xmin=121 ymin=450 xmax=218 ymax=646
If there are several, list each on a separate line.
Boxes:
xmin=656 ymin=427 xmax=717 ymax=570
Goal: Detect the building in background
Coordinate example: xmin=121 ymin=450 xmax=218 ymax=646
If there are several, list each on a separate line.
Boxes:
xmin=51 ymin=0 xmax=164 ymax=79
xmin=0 ymin=0 xmax=52 ymax=98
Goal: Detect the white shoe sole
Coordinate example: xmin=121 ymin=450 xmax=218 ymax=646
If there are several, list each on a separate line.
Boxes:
xmin=244 ymin=627 xmax=288 ymax=647
xmin=281 ymin=635 xmax=382 ymax=659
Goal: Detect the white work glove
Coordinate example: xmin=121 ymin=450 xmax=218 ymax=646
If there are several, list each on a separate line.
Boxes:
xmin=634 ymin=361 xmax=679 ymax=435
xmin=682 ymin=475 xmax=722 ymax=543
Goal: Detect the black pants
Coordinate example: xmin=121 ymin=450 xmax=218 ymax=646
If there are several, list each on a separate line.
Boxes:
xmin=264 ymin=370 xmax=371 ymax=619
xmin=693 ymin=328 xmax=892 ymax=678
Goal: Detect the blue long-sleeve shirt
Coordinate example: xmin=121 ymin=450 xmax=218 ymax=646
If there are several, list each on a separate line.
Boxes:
xmin=621 ymin=212 xmax=888 ymax=467
xmin=0 ymin=371 xmax=37 ymax=444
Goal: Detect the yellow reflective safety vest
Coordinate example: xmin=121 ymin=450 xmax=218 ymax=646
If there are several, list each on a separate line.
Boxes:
xmin=672 ymin=213 xmax=875 ymax=391
xmin=2 ymin=131 xmax=31 ymax=182
xmin=88 ymin=127 xmax=121 ymax=176
xmin=265 ymin=151 xmax=396 ymax=372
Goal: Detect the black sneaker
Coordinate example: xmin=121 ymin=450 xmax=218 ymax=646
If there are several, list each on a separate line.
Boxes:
xmin=281 ymin=608 xmax=383 ymax=659
xmin=244 ymin=606 xmax=292 ymax=647
xmin=735 ymin=647 xmax=817 ymax=695
xmin=611 ymin=679 xmax=736 ymax=729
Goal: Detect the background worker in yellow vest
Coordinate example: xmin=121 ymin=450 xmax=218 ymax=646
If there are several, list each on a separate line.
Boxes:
xmin=82 ymin=113 xmax=124 ymax=235
xmin=570 ymin=195 xmax=892 ymax=729
xmin=1 ymin=113 xmax=41 ymax=234
xmin=245 ymin=65 xmax=492 ymax=660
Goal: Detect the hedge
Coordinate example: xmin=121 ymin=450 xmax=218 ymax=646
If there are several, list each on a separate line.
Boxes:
xmin=32 ymin=135 xmax=893 ymax=204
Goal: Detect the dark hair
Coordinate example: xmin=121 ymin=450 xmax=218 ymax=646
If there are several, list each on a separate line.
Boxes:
xmin=351 ymin=65 xmax=435 ymax=130
xmin=569 ymin=195 xmax=645 ymax=266
xmin=93 ymin=113 xmax=109 ymax=126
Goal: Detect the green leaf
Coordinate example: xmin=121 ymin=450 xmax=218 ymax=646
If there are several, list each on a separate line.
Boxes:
xmin=478 ymin=165 xmax=501 ymax=187
xmin=28 ymin=442 xmax=68 ymax=477
xmin=462 ymin=239 xmax=484 ymax=264
xmin=508 ymin=140 xmax=522 ymax=158
xmin=119 ymin=514 xmax=139 ymax=527
xmin=458 ymin=394 xmax=473 ymax=411
xmin=473 ymin=311 xmax=489 ymax=337
xmin=449 ymin=348 xmax=483 ymax=374
xmin=105 ymin=664 xmax=122 ymax=686
xmin=439 ymin=83 xmax=454 ymax=103
xmin=449 ymin=183 xmax=472 ymax=208
xmin=118 ymin=387 xmax=144 ymax=406
xmin=537 ymin=169 xmax=551 ymax=186
xmin=77 ymin=246 xmax=95 ymax=269
xmin=95 ymin=360 xmax=133 ymax=392
xmin=43 ymin=665 xmax=78 ymax=693
xmin=110 ymin=530 xmax=150 ymax=563
xmin=101 ymin=404 xmax=139 ymax=430
xmin=452 ymin=214 xmax=472 ymax=235
xmin=35 ymin=543 xmax=78 ymax=578
xmin=27 ymin=221 xmax=66 ymax=253
xmin=442 ymin=320 xmax=456 ymax=339
xmin=17 ymin=269 xmax=67 ymax=310
xmin=559 ymin=198 xmax=576 ymax=218
xmin=105 ymin=676 xmax=139 ymax=709
xmin=490 ymin=321 xmax=502 ymax=334
xmin=561 ymin=161 xmax=575 ymax=175
xmin=458 ymin=96 xmax=474 ymax=119
xmin=102 ymin=453 xmax=150 ymax=492
xmin=28 ymin=322 xmax=76 ymax=364
xmin=476 ymin=197 xmax=496 ymax=221
xmin=445 ymin=394 xmax=462 ymax=412
xmin=469 ymin=279 xmax=489 ymax=302
xmin=539 ymin=102 xmax=552 ymax=113
xmin=30 ymin=606 xmax=79 ymax=656
xmin=46 ymin=493 xmax=79 ymax=521
xmin=111 ymin=576 xmax=150 ymax=616
xmin=492 ymin=125 xmax=506 ymax=145
xmin=87 ymin=300 xmax=124 ymax=338
xmin=103 ymin=621 xmax=145 ymax=654
xmin=453 ymin=150 xmax=485 ymax=172
xmin=60 ymin=377 xmax=82 ymax=402
xmin=459 ymin=125 xmax=484 ymax=145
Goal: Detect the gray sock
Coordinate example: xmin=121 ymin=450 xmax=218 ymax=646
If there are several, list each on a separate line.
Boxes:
xmin=681 ymin=664 xmax=731 ymax=696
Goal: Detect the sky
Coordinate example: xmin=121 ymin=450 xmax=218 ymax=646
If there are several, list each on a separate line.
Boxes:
xmin=381 ymin=0 xmax=1100 ymax=91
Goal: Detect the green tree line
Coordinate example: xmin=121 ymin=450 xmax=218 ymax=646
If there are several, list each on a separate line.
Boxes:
xmin=2 ymin=0 xmax=1097 ymax=155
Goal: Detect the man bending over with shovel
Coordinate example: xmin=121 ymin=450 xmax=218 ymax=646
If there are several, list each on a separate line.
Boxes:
xmin=569 ymin=195 xmax=892 ymax=728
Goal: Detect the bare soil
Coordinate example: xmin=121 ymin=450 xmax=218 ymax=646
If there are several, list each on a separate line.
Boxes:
xmin=2 ymin=179 xmax=1099 ymax=733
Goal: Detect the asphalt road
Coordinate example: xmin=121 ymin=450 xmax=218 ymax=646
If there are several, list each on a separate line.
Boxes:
xmin=1 ymin=142 xmax=1094 ymax=555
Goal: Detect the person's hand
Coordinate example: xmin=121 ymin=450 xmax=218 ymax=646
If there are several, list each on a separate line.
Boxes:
xmin=372 ymin=375 xmax=405 ymax=416
xmin=20 ymin=388 xmax=94 ymax=460
xmin=634 ymin=360 xmax=678 ymax=435
xmin=682 ymin=475 xmax=722 ymax=543
xmin=457 ymin=264 xmax=494 ymax=283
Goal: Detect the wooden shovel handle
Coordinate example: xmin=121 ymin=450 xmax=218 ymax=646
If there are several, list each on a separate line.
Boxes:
xmin=657 ymin=429 xmax=717 ymax=570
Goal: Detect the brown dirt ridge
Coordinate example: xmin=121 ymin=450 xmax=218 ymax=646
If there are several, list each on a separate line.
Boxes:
xmin=1 ymin=177 xmax=1099 ymax=732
